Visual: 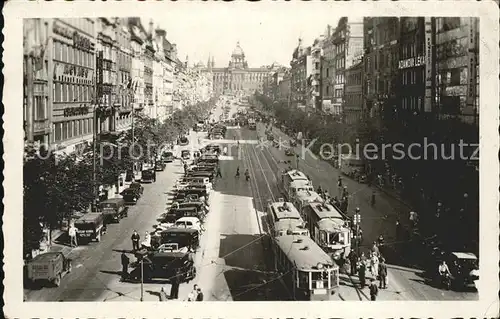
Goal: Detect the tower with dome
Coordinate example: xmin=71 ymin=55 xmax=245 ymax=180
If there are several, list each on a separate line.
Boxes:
xmin=200 ymin=42 xmax=280 ymax=96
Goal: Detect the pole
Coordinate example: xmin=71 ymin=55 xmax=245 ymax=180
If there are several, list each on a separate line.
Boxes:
xmin=140 ymin=258 xmax=144 ymax=302
xmin=92 ymin=105 xmax=97 ymax=211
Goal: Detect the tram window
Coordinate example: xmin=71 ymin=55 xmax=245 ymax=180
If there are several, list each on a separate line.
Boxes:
xmin=311 ymin=272 xmax=327 ymax=289
xmin=320 ymin=231 xmax=327 ymax=245
xmin=297 ymin=271 xmax=309 ymax=289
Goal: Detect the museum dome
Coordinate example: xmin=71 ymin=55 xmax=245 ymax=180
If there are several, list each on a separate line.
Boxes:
xmin=232 ymin=42 xmax=245 ymax=57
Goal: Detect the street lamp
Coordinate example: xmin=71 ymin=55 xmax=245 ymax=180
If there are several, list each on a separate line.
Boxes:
xmin=352 ymin=212 xmax=361 ymax=255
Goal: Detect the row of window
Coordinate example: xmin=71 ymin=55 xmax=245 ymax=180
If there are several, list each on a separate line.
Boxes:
xmin=59 ymin=18 xmax=94 ymax=36
xmin=336 ymin=58 xmax=345 ymax=70
xmin=345 ymin=93 xmax=363 ymax=107
xmin=335 ymin=74 xmax=345 ymax=85
xmin=53 ymin=118 xmax=94 ymax=142
xmin=34 ymin=96 xmax=48 ymax=120
xmin=54 ymin=82 xmax=94 ymax=103
xmin=347 ymin=72 xmax=362 ymax=86
xmin=401 ymin=68 xmax=426 ymax=86
xmin=438 ymin=67 xmax=468 ymax=87
xmin=400 ymin=41 xmax=425 ymax=61
xmin=401 ymin=95 xmax=424 ymax=111
xmin=54 ymin=40 xmax=95 ymax=68
xmin=117 ymin=50 xmax=132 ymax=69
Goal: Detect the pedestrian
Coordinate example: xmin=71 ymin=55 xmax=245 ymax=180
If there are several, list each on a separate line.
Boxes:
xmin=371 ymin=241 xmax=380 ymax=257
xmin=348 ymin=249 xmax=358 ymax=276
xmin=371 ymin=191 xmax=376 ymax=206
xmin=170 ymin=269 xmax=181 ymax=299
xmin=196 ymin=287 xmax=204 ymax=301
xmin=142 ymin=231 xmax=151 ymax=250
xmin=358 ymin=258 xmax=366 ymax=288
xmin=342 ymin=186 xmax=349 ymax=199
xmin=378 ymin=258 xmax=388 ymax=289
xmin=191 ymin=284 xmax=199 ymax=300
xmin=369 ymin=279 xmax=379 ymax=301
xmin=159 ymin=287 xmax=168 ymax=301
xmin=68 ymin=224 xmax=78 ymax=247
xmin=370 ymin=252 xmax=379 ymax=279
xmin=131 ymin=230 xmax=140 ymax=251
xmin=216 ymin=167 xmax=222 ymax=178
xmin=121 ymin=252 xmax=129 ymax=281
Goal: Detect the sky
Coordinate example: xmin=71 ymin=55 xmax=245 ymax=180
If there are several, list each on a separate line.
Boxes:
xmin=140 ymin=2 xmax=341 ymax=68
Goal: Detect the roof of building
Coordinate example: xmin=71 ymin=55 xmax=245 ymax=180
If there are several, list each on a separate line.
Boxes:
xmin=274 ymin=235 xmax=335 ymax=270
xmin=232 ymin=41 xmax=244 ymax=56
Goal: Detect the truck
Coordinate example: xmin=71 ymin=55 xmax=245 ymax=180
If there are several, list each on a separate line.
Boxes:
xmin=277 ymin=169 xmax=314 ymax=202
xmin=74 ymin=212 xmax=106 ymax=243
xmin=26 ymin=252 xmax=72 ymax=287
xmin=339 ymin=154 xmax=365 ymax=178
xmin=302 ymin=202 xmax=351 ymax=262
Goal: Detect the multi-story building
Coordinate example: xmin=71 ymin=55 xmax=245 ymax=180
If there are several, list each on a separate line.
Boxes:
xmin=311 ymin=37 xmax=324 ymax=110
xmin=143 ymin=22 xmax=155 ymax=119
xmin=205 ymin=42 xmax=270 ymax=96
xmin=344 ymin=61 xmax=364 ymax=123
xmin=24 ymin=18 xmax=51 ymax=146
xmin=115 ymin=18 xmax=133 ymax=131
xmin=435 ymin=17 xmax=479 ymax=124
xmin=290 ymin=38 xmax=312 ymax=109
xmin=363 ymin=17 xmax=400 ymax=119
xmin=330 ymin=17 xmax=364 ymax=116
xmin=321 ymin=25 xmax=336 ymax=113
xmin=153 ymin=27 xmax=174 ymax=121
xmin=96 ymin=18 xmax=118 ymax=134
xmin=128 ymin=18 xmax=146 ymax=114
xmin=397 ymin=17 xmax=428 ymax=119
xmin=270 ymin=67 xmax=288 ymax=102
xmin=279 ymin=70 xmax=292 ymax=103
xmin=51 ymin=18 xmax=97 ymax=154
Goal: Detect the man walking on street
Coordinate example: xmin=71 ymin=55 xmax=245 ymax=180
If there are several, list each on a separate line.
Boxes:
xmin=378 ymin=258 xmax=388 ymax=289
xmin=358 ymin=258 xmax=366 ymax=289
xmin=348 ymin=250 xmax=358 ymax=275
xmin=131 ymin=230 xmax=140 ymax=251
xmin=216 ymin=166 xmax=222 ymax=178
xmin=68 ymin=224 xmax=78 ymax=247
xmin=196 ymin=287 xmax=204 ymax=301
xmin=121 ymin=252 xmax=129 ymax=282
xmin=170 ymin=268 xmax=181 ymax=299
xmin=369 ymin=279 xmax=379 ymax=301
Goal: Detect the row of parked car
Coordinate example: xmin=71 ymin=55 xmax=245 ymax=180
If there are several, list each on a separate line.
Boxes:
xmin=125 ymin=144 xmax=223 ymax=283
xmin=24 ymin=151 xmax=178 ymax=289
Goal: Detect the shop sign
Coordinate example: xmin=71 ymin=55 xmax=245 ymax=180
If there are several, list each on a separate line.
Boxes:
xmin=53 ymin=22 xmax=94 ymax=51
xmin=424 ymin=17 xmax=433 ymax=112
xmin=466 ymin=19 xmax=478 ymax=109
xmin=398 ymin=56 xmax=425 ymax=69
xmin=64 ymin=105 xmax=89 ymax=117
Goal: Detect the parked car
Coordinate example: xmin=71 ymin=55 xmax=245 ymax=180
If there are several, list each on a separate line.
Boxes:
xmin=141 ymin=169 xmax=156 ymax=183
xmin=121 ymin=188 xmax=140 ymax=204
xmin=74 ymin=212 xmax=106 ymax=243
xmin=175 ymin=217 xmax=203 ymax=232
xmin=99 ymin=198 xmax=128 ymax=223
xmin=178 ymin=136 xmax=189 ymax=146
xmin=155 ymin=161 xmax=166 ymax=171
xmin=129 ymin=182 xmax=144 ymax=197
xmin=181 ymin=150 xmax=191 ymax=160
xmin=162 ymin=151 xmax=175 ymax=163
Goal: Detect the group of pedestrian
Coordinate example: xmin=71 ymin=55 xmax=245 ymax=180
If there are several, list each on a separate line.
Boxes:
xmin=186 ymin=284 xmax=204 ymax=301
xmin=348 ymin=247 xmax=388 ymax=301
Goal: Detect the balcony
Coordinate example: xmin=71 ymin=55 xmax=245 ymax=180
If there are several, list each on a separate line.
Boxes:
xmin=33 ymin=119 xmax=51 ymax=134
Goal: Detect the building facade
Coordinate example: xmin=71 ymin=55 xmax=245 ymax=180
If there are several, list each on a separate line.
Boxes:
xmin=363 ymin=17 xmax=400 ymax=120
xmin=143 ymin=30 xmax=155 ymax=119
xmin=128 ymin=18 xmax=146 ymax=114
xmin=311 ymin=37 xmax=324 ymax=110
xmin=321 ymin=25 xmax=335 ymax=113
xmin=435 ymin=17 xmax=479 ymax=124
xmin=207 ymin=42 xmax=271 ymax=96
xmin=115 ymin=18 xmax=133 ymax=132
xmin=290 ymin=38 xmax=312 ymax=109
xmin=52 ymin=18 xmax=97 ymax=154
xmin=344 ymin=61 xmax=363 ymax=123
xmin=278 ymin=70 xmax=292 ymax=103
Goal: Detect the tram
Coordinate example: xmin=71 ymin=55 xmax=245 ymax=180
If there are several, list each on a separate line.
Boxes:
xmin=267 ymin=199 xmax=309 ymax=237
xmin=272 ymin=234 xmax=339 ymax=300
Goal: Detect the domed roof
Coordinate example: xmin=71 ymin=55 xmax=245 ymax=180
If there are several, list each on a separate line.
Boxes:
xmin=232 ymin=41 xmax=244 ymax=57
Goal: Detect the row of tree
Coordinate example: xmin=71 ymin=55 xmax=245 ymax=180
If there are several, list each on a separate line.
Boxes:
xmin=24 ymin=99 xmax=215 ymax=256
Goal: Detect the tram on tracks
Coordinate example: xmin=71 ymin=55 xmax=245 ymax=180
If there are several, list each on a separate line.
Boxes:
xmin=266 ymin=198 xmax=309 ymax=237
xmin=271 ymin=234 xmax=339 ymax=300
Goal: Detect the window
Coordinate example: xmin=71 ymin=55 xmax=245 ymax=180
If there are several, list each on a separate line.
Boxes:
xmin=439 ymin=17 xmax=461 ymax=32
xmin=74 ymin=120 xmax=79 ymax=137
xmin=68 ymin=84 xmax=74 ymax=102
xmin=54 ymin=123 xmax=62 ymax=141
xmin=62 ymin=43 xmax=67 ymax=62
xmin=62 ymin=121 xmax=68 ymax=140
xmin=54 ymin=41 xmax=61 ymax=60
xmin=62 ymin=84 xmax=67 ymax=102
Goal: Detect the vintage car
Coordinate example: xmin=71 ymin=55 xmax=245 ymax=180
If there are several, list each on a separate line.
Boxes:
xmin=141 ymin=169 xmax=156 ymax=183
xmin=176 ymin=185 xmax=210 ymax=200
xmin=155 ymin=161 xmax=166 ymax=171
xmin=178 ymin=136 xmax=189 ymax=146
xmin=447 ymin=252 xmax=479 ymax=289
xmin=26 ymin=252 xmax=72 ymax=287
xmin=175 ymin=217 xmax=202 ymax=233
xmin=284 ymin=148 xmax=294 ymax=156
xmin=186 ymin=171 xmax=215 ymax=183
xmin=181 ymin=150 xmax=191 ymax=160
xmin=162 ymin=151 xmax=175 ymax=163
xmin=156 ymin=206 xmax=200 ymax=228
xmin=151 ymin=227 xmax=200 ymax=250
xmin=99 ymin=198 xmax=128 ymax=223
xmin=121 ymin=188 xmax=140 ymax=204
xmin=129 ymin=250 xmax=196 ymax=283
xmin=74 ymin=212 xmax=106 ymax=243
xmin=129 ymin=182 xmax=144 ymax=197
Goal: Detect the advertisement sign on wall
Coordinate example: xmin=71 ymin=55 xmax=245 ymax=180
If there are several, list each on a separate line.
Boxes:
xmin=424 ymin=17 xmax=433 ymax=112
xmin=466 ymin=18 xmax=478 ymax=110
